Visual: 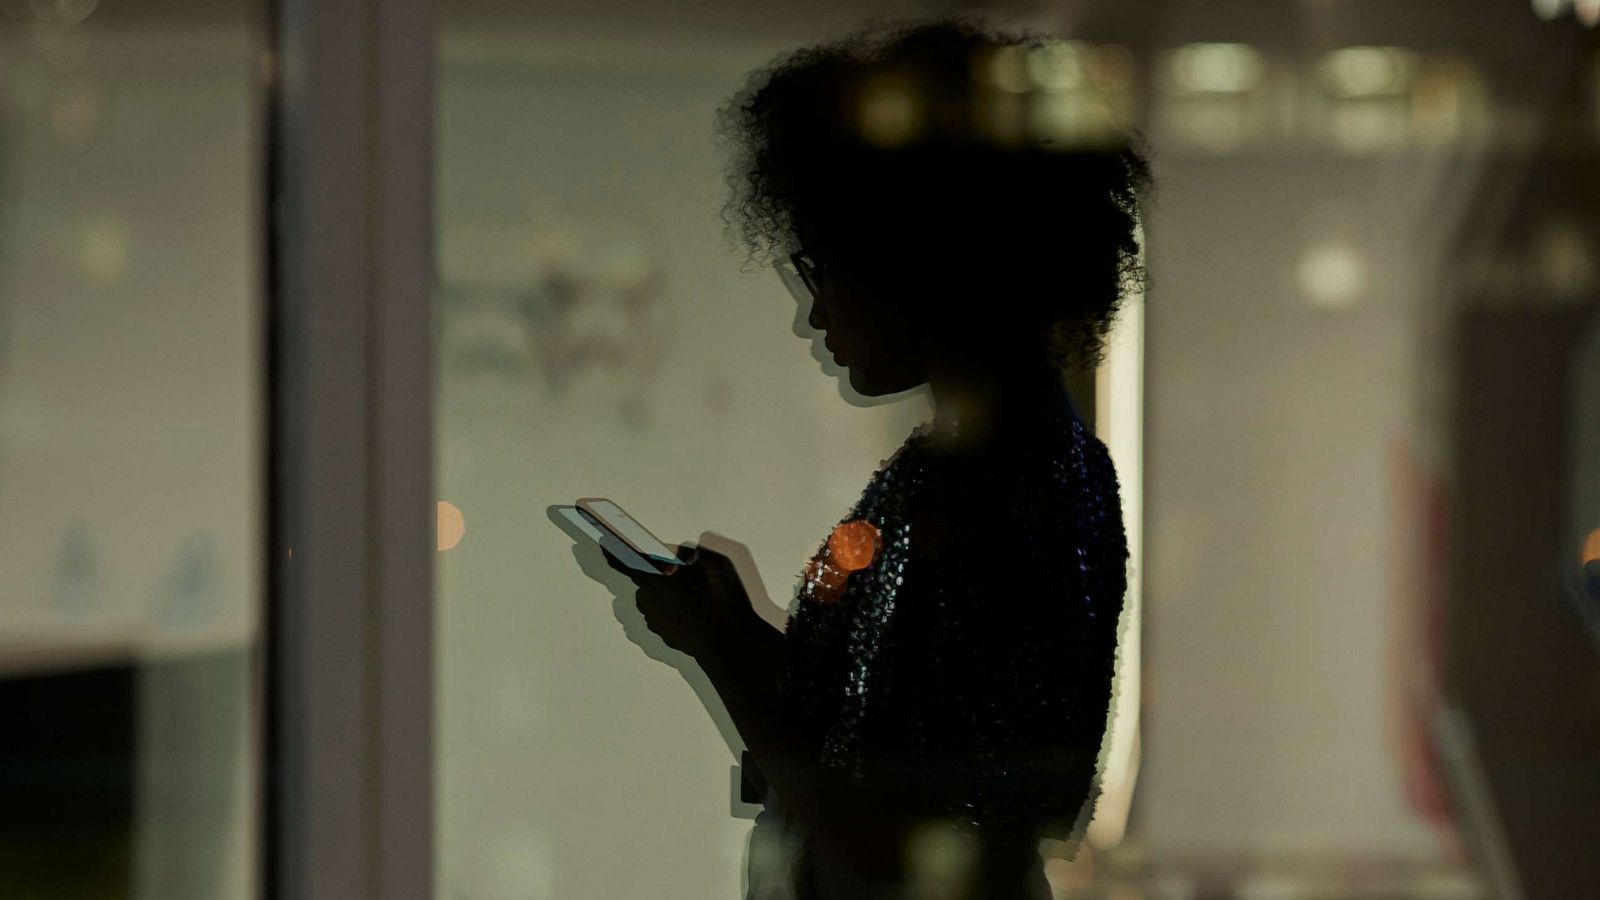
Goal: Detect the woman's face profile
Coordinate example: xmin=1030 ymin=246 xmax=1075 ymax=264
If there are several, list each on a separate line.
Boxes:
xmin=806 ymin=263 xmax=926 ymax=398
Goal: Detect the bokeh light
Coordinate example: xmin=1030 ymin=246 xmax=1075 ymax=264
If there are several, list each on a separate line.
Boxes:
xmin=1533 ymin=0 xmax=1566 ymax=21
xmin=437 ymin=500 xmax=466 ymax=551
xmin=1165 ymin=43 xmax=1265 ymax=95
xmin=1297 ymin=241 xmax=1366 ymax=309
xmin=1534 ymin=220 xmax=1595 ymax=300
xmin=1318 ymin=47 xmax=1416 ymax=98
xmin=857 ymin=73 xmax=924 ymax=148
xmin=802 ymin=557 xmax=849 ymax=604
xmin=972 ymin=44 xmax=1032 ymax=94
xmin=826 ymin=519 xmax=882 ymax=572
xmin=1027 ymin=41 xmax=1087 ymax=93
xmin=79 ymin=217 xmax=129 ymax=286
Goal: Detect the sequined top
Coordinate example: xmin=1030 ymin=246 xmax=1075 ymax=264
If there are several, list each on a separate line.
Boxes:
xmin=781 ymin=410 xmax=1128 ymax=832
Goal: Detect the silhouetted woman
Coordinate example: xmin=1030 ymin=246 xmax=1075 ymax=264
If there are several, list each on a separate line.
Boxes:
xmin=595 ymin=20 xmax=1147 ymax=900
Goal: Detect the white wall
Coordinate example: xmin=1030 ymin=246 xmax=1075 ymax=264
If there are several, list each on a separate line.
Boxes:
xmin=435 ymin=39 xmax=927 ymax=900
xmin=1137 ymin=155 xmax=1446 ymax=856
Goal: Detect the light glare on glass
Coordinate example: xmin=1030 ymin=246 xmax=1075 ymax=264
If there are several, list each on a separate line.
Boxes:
xmin=1026 ymin=42 xmax=1087 ymax=92
xmin=1297 ymin=242 xmax=1365 ymax=309
xmin=1088 ymin=45 xmax=1137 ymax=92
xmin=1166 ymin=43 xmax=1265 ymax=94
xmin=972 ymin=45 xmax=1033 ymax=94
xmin=1318 ymin=47 xmax=1416 ymax=98
xmin=1532 ymin=0 xmax=1566 ymax=19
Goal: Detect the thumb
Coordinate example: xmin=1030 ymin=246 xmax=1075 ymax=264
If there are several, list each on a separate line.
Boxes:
xmin=691 ymin=547 xmax=745 ymax=600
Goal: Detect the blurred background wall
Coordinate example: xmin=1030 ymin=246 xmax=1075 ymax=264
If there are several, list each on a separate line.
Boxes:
xmin=0 ymin=11 xmax=261 ymax=899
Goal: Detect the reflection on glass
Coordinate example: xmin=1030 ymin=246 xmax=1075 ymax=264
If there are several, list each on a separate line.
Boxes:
xmin=0 ymin=9 xmax=263 ymax=899
xmin=435 ymin=6 xmax=1595 ymax=898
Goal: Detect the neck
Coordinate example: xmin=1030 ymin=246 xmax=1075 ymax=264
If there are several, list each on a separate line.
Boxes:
xmin=925 ymin=356 xmax=1073 ymax=451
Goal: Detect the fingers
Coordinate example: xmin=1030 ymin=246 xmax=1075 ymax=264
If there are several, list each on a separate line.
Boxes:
xmin=686 ymin=543 xmax=735 ymax=578
xmin=695 ymin=531 xmax=769 ymax=603
xmin=634 ymin=580 xmax=665 ymax=616
xmin=601 ymin=545 xmax=661 ymax=586
xmin=633 ymin=581 xmax=681 ymax=644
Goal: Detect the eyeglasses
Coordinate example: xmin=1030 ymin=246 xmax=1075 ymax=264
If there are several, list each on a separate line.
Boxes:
xmin=775 ymin=250 xmax=825 ymax=304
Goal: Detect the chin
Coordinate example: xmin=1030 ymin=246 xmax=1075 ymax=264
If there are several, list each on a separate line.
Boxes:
xmin=847 ymin=367 xmax=917 ymax=398
xmin=846 ymin=367 xmax=883 ymax=396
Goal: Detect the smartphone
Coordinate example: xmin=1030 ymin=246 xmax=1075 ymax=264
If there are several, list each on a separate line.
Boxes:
xmin=550 ymin=505 xmax=665 ymax=574
xmin=575 ymin=498 xmax=687 ymax=572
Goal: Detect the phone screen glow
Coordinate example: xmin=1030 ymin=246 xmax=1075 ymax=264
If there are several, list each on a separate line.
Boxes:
xmin=584 ymin=500 xmax=683 ymax=563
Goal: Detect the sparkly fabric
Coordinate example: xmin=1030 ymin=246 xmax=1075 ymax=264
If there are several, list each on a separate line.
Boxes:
xmin=782 ymin=410 xmax=1128 ymax=831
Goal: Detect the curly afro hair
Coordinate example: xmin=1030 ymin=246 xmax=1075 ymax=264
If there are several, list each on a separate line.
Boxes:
xmin=717 ymin=19 xmax=1151 ymax=369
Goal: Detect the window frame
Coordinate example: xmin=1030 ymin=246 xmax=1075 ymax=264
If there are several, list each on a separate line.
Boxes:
xmin=265 ymin=0 xmax=436 ymax=896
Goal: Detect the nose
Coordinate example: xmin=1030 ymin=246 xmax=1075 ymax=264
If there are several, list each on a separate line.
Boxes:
xmin=807 ymin=300 xmax=826 ymax=332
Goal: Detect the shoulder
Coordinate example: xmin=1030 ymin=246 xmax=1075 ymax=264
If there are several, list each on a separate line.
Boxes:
xmin=907 ymin=416 xmax=1119 ymax=534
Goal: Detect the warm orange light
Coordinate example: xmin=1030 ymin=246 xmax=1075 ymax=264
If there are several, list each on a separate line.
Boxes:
xmin=827 ymin=519 xmax=882 ymax=572
xmin=803 ymin=557 xmax=850 ymax=604
xmin=437 ymin=500 xmax=465 ymax=551
xmin=1583 ymin=528 xmax=1600 ymax=565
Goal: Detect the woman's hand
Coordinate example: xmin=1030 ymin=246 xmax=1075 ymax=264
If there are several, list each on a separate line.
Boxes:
xmin=603 ymin=536 xmax=763 ymax=664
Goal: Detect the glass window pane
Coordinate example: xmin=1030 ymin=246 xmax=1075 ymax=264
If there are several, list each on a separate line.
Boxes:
xmin=0 ymin=7 xmax=264 ymax=898
xmin=437 ymin=7 xmax=1596 ymax=899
